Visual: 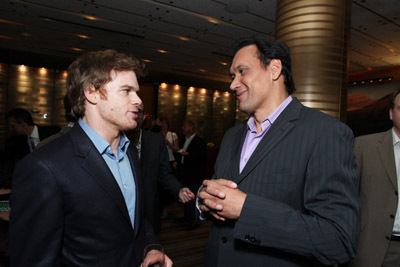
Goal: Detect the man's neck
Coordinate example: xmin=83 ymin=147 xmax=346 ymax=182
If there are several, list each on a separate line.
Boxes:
xmin=82 ymin=116 xmax=120 ymax=153
xmin=253 ymin=92 xmax=289 ymax=133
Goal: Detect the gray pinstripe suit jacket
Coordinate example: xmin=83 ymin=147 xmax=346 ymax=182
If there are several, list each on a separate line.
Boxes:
xmin=205 ymin=98 xmax=361 ymax=267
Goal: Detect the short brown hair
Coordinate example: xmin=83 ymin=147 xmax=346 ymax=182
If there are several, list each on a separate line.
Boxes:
xmin=390 ymin=89 xmax=400 ymax=109
xmin=67 ymin=49 xmax=146 ymax=118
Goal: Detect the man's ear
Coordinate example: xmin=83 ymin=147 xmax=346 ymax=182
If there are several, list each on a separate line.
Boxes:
xmin=270 ymin=59 xmax=282 ymax=81
xmin=390 ymin=108 xmax=393 ymax=121
xmin=84 ymin=84 xmax=99 ymax=105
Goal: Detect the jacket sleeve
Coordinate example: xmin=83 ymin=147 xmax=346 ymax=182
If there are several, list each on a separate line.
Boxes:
xmin=10 ymin=155 xmax=64 ymax=267
xmin=158 ymin=137 xmax=182 ymax=200
xmin=232 ymin=120 xmax=361 ymax=265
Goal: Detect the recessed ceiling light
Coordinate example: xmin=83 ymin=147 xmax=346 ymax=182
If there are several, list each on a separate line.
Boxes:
xmin=76 ymin=34 xmax=90 ymax=39
xmin=72 ymin=47 xmax=82 ymax=52
xmin=178 ymin=36 xmax=190 ymax=41
xmin=156 ymin=49 xmax=167 ymax=54
xmin=82 ymin=15 xmax=98 ymax=21
xmin=143 ymin=59 xmax=152 ymax=63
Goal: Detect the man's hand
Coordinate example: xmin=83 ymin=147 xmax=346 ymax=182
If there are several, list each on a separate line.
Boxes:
xmin=141 ymin=249 xmax=173 ymax=267
xmin=179 ymin=187 xmax=195 ymax=203
xmin=198 ymin=179 xmax=246 ymax=221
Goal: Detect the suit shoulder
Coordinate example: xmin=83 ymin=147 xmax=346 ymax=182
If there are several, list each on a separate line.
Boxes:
xmin=355 ymin=130 xmax=388 ymax=144
xmin=142 ymin=129 xmax=163 ymax=142
xmin=34 ymin=131 xmax=73 ymax=158
xmin=300 ymin=105 xmax=351 ymax=131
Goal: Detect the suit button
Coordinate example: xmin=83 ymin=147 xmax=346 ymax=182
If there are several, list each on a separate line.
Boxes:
xmin=245 ymin=235 xmax=250 ymax=241
xmin=395 ymin=191 xmax=398 ymax=196
xmin=221 ymin=237 xmax=227 ymax=243
xmin=386 ymin=236 xmax=391 ymax=240
xmin=390 ymin=214 xmax=395 ymax=219
xmin=250 ymin=237 xmax=256 ymax=243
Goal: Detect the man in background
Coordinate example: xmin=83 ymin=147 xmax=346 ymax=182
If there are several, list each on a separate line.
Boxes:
xmin=10 ymin=49 xmax=171 ymax=267
xmin=349 ymin=89 xmax=400 ymax=267
xmin=6 ymin=107 xmax=60 ymax=159
xmin=129 ymin=103 xmax=194 ymax=233
xmin=198 ymin=36 xmax=360 ymax=266
xmin=179 ymin=120 xmax=206 ymax=230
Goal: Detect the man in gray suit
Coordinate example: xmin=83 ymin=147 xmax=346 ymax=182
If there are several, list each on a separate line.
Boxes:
xmin=349 ymin=89 xmax=400 ymax=267
xmin=198 ymin=36 xmax=360 ymax=266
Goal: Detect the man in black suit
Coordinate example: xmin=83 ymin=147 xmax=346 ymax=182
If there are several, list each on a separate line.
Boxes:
xmin=129 ymin=104 xmax=194 ymax=233
xmin=6 ymin=108 xmax=60 ymax=159
xmin=10 ymin=49 xmax=172 ymax=267
xmin=198 ymin=36 xmax=361 ymax=266
xmin=179 ymin=120 xmax=206 ymax=229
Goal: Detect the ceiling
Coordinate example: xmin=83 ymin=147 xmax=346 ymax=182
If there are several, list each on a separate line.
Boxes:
xmin=0 ymin=0 xmax=399 ymax=90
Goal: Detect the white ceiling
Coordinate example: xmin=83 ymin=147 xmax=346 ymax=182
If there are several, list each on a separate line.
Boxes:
xmin=0 ymin=0 xmax=399 ymax=88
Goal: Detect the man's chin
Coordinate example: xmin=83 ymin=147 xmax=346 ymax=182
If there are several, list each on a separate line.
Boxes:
xmin=122 ymin=122 xmax=138 ymax=131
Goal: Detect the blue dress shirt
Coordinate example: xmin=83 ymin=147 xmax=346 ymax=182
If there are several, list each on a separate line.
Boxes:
xmin=78 ymin=119 xmax=136 ymax=228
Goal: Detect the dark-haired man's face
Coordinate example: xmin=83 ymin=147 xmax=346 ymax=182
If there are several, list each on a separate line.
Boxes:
xmin=229 ymin=45 xmax=272 ymax=116
xmin=390 ymin=94 xmax=400 ymax=138
xmin=7 ymin=116 xmax=26 ymax=136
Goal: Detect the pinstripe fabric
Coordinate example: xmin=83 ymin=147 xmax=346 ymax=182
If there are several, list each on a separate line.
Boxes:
xmin=205 ymin=98 xmax=360 ymax=267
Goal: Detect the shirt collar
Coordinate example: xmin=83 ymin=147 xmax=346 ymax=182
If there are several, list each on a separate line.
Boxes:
xmin=185 ymin=133 xmax=196 ymax=140
xmin=78 ymin=118 xmax=130 ymax=155
xmin=247 ymin=96 xmax=293 ymax=134
xmin=392 ymin=128 xmax=400 ymax=146
xmin=30 ymin=125 xmax=39 ymax=139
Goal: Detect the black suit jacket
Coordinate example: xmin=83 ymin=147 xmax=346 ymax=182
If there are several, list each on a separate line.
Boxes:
xmin=7 ymin=124 xmax=61 ymax=160
xmin=140 ymin=129 xmax=183 ymax=232
xmin=179 ymin=134 xmax=206 ymax=187
xmin=205 ymin=98 xmax=361 ymax=266
xmin=10 ymin=124 xmax=158 ymax=267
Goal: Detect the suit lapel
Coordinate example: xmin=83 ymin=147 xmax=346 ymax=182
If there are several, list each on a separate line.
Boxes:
xmin=235 ymin=98 xmax=302 ymax=184
xmin=70 ymin=124 xmax=132 ymax=227
xmin=127 ymin=146 xmax=142 ymax=237
xmin=377 ymin=130 xmax=398 ymax=189
xmin=230 ymin=122 xmax=248 ymax=183
xmin=139 ymin=130 xmax=148 ymax=171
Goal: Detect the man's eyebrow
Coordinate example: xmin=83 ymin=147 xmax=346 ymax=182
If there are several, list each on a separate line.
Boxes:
xmin=120 ymin=85 xmax=139 ymax=91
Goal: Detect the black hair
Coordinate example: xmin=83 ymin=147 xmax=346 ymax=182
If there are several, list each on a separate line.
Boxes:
xmin=6 ymin=108 xmax=34 ymax=125
xmin=234 ymin=36 xmax=296 ymax=95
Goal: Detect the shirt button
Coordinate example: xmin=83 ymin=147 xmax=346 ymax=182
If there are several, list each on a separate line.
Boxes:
xmin=390 ymin=214 xmax=395 ymax=219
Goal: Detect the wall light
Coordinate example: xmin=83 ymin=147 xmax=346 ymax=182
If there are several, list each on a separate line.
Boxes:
xmin=160 ymin=83 xmax=167 ymax=89
xmin=200 ymin=89 xmax=207 ymax=95
xmin=189 ymin=87 xmax=195 ymax=93
xmin=19 ymin=65 xmax=27 ymax=72
xmin=39 ymin=67 xmax=47 ymax=75
xmin=174 ymin=84 xmax=180 ymax=90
